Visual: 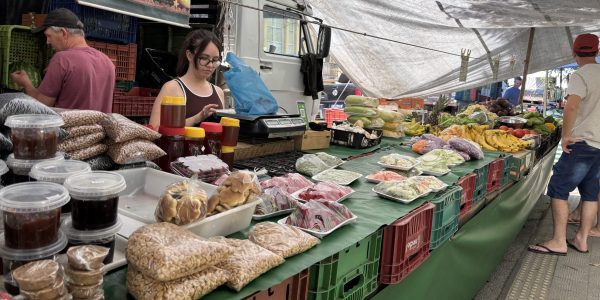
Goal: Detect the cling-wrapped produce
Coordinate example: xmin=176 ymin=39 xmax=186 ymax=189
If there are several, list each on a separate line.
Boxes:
xmin=248 ymin=222 xmax=320 ymax=258
xmin=315 ymin=152 xmax=343 ymax=167
xmin=343 ymin=106 xmax=378 ymax=117
xmin=295 ymin=154 xmax=329 ymax=176
xmin=285 ymin=200 xmax=354 ymax=233
xmin=260 ymin=173 xmax=314 ymax=194
xmin=347 ymin=116 xmax=372 ymax=127
xmin=254 ymin=187 xmax=299 ymax=215
xmin=378 ymin=109 xmax=404 ymax=123
xmin=297 ymin=181 xmax=353 ymax=202
xmin=448 ymin=137 xmax=484 ymax=160
xmin=344 ymin=95 xmax=378 ymax=108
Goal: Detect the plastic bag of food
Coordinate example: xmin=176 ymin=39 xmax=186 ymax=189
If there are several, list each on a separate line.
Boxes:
xmin=208 ymin=170 xmax=261 ymax=215
xmin=59 ymin=110 xmax=107 ymax=127
xmin=383 ymin=122 xmax=403 ymax=132
xmin=84 ymin=154 xmax=115 ymax=170
xmin=344 ymin=95 xmax=379 ymax=108
xmin=108 ymin=139 xmax=166 ymax=164
xmin=366 ymin=117 xmax=384 ymax=129
xmin=260 ymin=173 xmax=313 ymax=194
xmin=343 ymin=106 xmax=378 ymax=117
xmin=211 ymin=237 xmax=284 ymax=291
xmin=248 ymin=222 xmax=319 ymax=258
xmin=66 ymin=245 xmax=109 ymax=271
xmin=0 ymin=97 xmax=60 ymax=125
xmin=67 ymin=143 xmax=108 ymax=161
xmin=103 ymin=113 xmax=161 ymax=143
xmin=378 ymin=109 xmax=404 ymax=123
xmin=347 ymin=116 xmax=372 ymax=127
xmin=383 ymin=130 xmax=404 ymax=138
xmin=12 ymin=260 xmax=61 ymax=291
xmin=20 ymin=276 xmax=67 ymax=300
xmin=58 ymin=131 xmax=106 ymax=152
xmin=127 ymin=265 xmax=229 ymax=300
xmin=314 ymin=152 xmax=343 ymax=167
xmin=295 ymin=154 xmax=329 ymax=176
xmin=127 ymin=222 xmax=233 ymax=282
xmin=66 ymin=279 xmax=103 ymax=299
xmin=254 ymin=187 xmax=299 ymax=215
xmin=155 ymin=179 xmax=208 ymax=225
xmin=64 ymin=124 xmax=104 ymax=140
xmin=65 ymin=266 xmax=104 ymax=286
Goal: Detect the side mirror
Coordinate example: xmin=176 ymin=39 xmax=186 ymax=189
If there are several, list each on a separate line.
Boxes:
xmin=317 ymin=25 xmax=331 ymax=58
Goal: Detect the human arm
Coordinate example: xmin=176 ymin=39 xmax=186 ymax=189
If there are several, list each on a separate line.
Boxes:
xmin=561 ymin=94 xmax=581 ymax=154
xmin=149 ymin=80 xmax=183 ymax=130
xmin=9 ymin=71 xmax=56 ymax=107
xmin=184 ymin=85 xmax=226 ymax=126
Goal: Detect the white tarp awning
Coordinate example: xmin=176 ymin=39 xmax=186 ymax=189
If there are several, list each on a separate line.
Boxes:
xmin=306 ymin=0 xmax=600 ymax=98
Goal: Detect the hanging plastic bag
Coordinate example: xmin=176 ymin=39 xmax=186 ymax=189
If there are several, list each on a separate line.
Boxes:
xmin=223 ymin=52 xmax=278 ymax=116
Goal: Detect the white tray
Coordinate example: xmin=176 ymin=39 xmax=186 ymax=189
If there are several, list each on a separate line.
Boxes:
xmin=253 ymin=208 xmax=295 ymax=221
xmin=410 ymin=176 xmax=449 ymax=192
xmin=417 ymin=167 xmax=451 ymax=176
xmin=372 ymin=187 xmax=429 ymax=204
xmin=312 ymin=169 xmax=362 ymax=185
xmin=365 ymin=175 xmax=408 ymax=184
xmin=377 ymin=160 xmax=420 ymax=171
xmin=277 ymin=213 xmax=358 ymax=239
xmin=116 ymin=168 xmax=259 ymax=238
xmin=291 ymin=186 xmax=354 ymax=203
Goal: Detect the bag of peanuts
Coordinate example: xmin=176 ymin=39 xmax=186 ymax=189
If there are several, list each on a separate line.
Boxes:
xmin=126 ymin=222 xmax=233 ymax=282
xmin=155 ymin=179 xmax=208 ymax=225
xmin=248 ymin=222 xmax=320 ymax=258
xmin=102 ymin=113 xmax=161 ymax=143
xmin=127 ymin=265 xmax=229 ymax=300
xmin=210 ymin=237 xmax=284 ymax=291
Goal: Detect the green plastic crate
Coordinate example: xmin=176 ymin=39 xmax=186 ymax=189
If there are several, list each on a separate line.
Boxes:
xmin=472 ymin=164 xmax=488 ymax=205
xmin=308 ymin=229 xmax=382 ymax=300
xmin=0 ymin=25 xmax=46 ymax=87
xmin=430 ymin=185 xmax=462 ymax=250
xmin=501 ymin=154 xmax=515 ymax=187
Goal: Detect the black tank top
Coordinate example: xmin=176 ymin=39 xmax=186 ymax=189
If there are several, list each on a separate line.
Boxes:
xmin=174 ymin=78 xmax=223 ymax=118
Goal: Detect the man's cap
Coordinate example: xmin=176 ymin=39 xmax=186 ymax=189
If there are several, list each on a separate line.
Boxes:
xmin=32 ymin=8 xmax=84 ymax=34
xmin=573 ymin=33 xmax=599 ymax=53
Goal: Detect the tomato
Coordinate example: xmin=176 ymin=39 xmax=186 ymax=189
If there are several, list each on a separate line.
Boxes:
xmin=499 ymin=125 xmax=509 ymax=131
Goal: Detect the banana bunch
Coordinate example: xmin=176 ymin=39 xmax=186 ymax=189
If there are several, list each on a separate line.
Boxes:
xmin=403 ymin=120 xmax=426 ymax=136
xmin=462 ymin=124 xmax=497 ymax=151
xmin=483 ymin=130 xmax=529 ymax=153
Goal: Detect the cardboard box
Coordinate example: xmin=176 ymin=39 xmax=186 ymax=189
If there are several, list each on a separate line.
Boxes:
xmin=295 ymin=130 xmax=331 ymax=150
xmin=234 ymin=139 xmax=296 ymax=161
xmin=507 ymin=150 xmax=534 ymax=180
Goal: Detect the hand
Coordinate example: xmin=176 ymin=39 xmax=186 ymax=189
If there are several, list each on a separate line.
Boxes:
xmin=198 ymin=104 xmax=219 ymax=121
xmin=9 ymin=71 xmax=31 ymax=88
xmin=562 ymin=136 xmax=582 ymax=154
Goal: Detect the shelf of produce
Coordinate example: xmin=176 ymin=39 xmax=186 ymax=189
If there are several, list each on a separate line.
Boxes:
xmin=429 ymin=186 xmax=462 ymax=250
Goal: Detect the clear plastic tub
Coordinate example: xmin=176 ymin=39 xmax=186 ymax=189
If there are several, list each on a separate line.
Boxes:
xmin=64 ymin=172 xmax=126 ymax=230
xmin=5 ymin=114 xmax=64 ymax=160
xmin=0 ymin=182 xmax=69 ymax=249
xmin=6 ymin=153 xmax=65 ymax=185
xmin=0 ymin=160 xmax=8 ymax=187
xmin=0 ymin=231 xmax=67 ymax=295
xmin=61 ymin=216 xmax=122 ymax=264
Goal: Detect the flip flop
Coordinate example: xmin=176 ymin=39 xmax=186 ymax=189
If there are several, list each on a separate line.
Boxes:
xmin=568 ymin=218 xmax=581 ymax=225
xmin=527 ymin=243 xmax=567 ymax=256
xmin=566 ymin=240 xmax=589 ymax=253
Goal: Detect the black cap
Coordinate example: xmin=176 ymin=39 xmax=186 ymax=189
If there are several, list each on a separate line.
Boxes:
xmin=33 ymin=8 xmax=84 ymax=33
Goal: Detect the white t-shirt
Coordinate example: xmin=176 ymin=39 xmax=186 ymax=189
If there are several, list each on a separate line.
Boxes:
xmin=566 ymin=64 xmax=600 ymax=149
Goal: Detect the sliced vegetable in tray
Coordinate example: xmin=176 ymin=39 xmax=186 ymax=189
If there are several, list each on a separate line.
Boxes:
xmin=312 ymin=169 xmax=362 ymax=185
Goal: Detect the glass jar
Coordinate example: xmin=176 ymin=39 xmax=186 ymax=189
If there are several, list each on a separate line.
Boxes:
xmin=5 ymin=114 xmax=64 ymax=160
xmin=221 ymin=146 xmax=235 ymax=170
xmin=219 ymin=117 xmax=240 ymax=147
xmin=157 ymin=126 xmax=186 ymax=172
xmin=184 ymin=127 xmax=205 ymax=157
xmin=160 ymin=96 xmax=186 ymax=128
xmin=200 ymin=122 xmax=223 ymax=156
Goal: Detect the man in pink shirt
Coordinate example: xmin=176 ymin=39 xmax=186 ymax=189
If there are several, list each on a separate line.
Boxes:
xmin=10 ymin=8 xmax=115 ymax=113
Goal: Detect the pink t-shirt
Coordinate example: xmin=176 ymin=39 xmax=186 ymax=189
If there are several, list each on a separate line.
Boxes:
xmin=39 ymin=47 xmax=115 ymax=113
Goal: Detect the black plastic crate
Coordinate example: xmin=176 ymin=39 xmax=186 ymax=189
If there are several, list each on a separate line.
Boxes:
xmin=234 ymin=152 xmax=304 ymax=176
xmin=330 ymin=127 xmax=382 ymax=149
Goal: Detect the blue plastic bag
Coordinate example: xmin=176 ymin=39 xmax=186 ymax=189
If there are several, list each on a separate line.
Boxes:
xmin=223 ymin=53 xmax=279 ymax=115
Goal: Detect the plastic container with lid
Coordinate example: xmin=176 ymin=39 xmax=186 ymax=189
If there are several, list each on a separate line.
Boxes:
xmin=6 ymin=153 xmax=65 ymax=185
xmin=61 ymin=216 xmax=122 ymax=264
xmin=160 ymin=96 xmax=186 ymax=128
xmin=0 ymin=231 xmax=67 ymax=295
xmin=220 ymin=117 xmax=240 ymax=147
xmin=0 ymin=182 xmax=70 ymax=249
xmin=221 ymin=146 xmax=235 ymax=169
xmin=5 ymin=114 xmax=64 ymax=160
xmin=157 ymin=126 xmax=185 ymax=172
xmin=184 ymin=127 xmax=205 ymax=156
xmin=64 ymin=172 xmax=126 ymax=231
xmin=200 ymin=122 xmax=223 ymax=156
xmin=0 ymin=160 xmax=8 ymax=188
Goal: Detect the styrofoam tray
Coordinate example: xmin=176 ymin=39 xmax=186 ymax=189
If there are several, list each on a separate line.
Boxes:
xmin=417 ymin=167 xmax=451 ymax=176
xmin=377 ymin=160 xmax=420 ymax=171
xmin=410 ymin=176 xmax=449 ymax=192
xmin=312 ymin=169 xmax=362 ymax=185
xmin=277 ymin=213 xmax=358 ymax=239
xmin=116 ymin=168 xmax=259 ymax=238
xmin=291 ymin=187 xmax=355 ymax=203
xmin=372 ymin=187 xmax=429 ymax=204
xmin=253 ymin=208 xmax=296 ymax=221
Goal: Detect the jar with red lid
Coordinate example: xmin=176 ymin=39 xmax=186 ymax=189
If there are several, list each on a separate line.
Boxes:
xmin=160 ymin=96 xmax=186 ymax=128
xmin=219 ymin=117 xmax=240 ymax=147
xmin=184 ymin=127 xmax=205 ymax=156
xmin=157 ymin=127 xmax=185 ymax=172
xmin=199 ymin=122 xmax=223 ymax=156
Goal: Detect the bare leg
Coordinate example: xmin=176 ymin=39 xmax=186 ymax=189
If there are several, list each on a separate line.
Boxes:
xmin=568 ymin=202 xmax=582 ymax=223
xmin=589 ymin=197 xmax=600 ymax=237
xmin=529 ymin=198 xmax=569 ymax=252
xmin=571 ymin=201 xmax=597 ymax=251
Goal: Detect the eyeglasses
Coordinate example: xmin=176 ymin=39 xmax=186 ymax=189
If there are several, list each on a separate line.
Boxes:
xmin=198 ymin=55 xmax=222 ymax=67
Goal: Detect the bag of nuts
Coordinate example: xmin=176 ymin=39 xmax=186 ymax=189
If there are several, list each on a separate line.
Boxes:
xmin=108 ymin=139 xmax=166 ymax=165
xmin=248 ymin=222 xmax=320 ymax=258
xmin=127 ymin=265 xmax=229 ymax=300
xmin=102 ymin=113 xmax=161 ymax=143
xmin=155 ymin=179 xmax=208 ymax=225
xmin=127 ymin=223 xmax=233 ymax=282
xmin=59 ymin=110 xmax=107 ymax=127
xmin=210 ymin=237 xmax=284 ymax=292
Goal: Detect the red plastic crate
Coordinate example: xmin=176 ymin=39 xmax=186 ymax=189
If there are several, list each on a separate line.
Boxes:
xmin=379 ymin=202 xmax=435 ymax=284
xmin=87 ymin=40 xmax=137 ymax=81
xmin=457 ymin=173 xmax=476 ymax=222
xmin=112 ymin=87 xmax=159 ymax=116
xmin=486 ymin=158 xmax=505 ymax=193
xmin=245 ymin=268 xmax=309 ymax=300
xmin=324 ymin=108 xmax=347 ymax=128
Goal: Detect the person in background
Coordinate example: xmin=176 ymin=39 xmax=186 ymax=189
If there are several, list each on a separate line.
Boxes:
xmin=9 ymin=8 xmax=115 ymax=113
xmin=149 ymin=29 xmax=224 ymax=129
xmin=528 ymin=33 xmax=600 ymax=255
xmin=502 ymin=77 xmax=522 ymax=107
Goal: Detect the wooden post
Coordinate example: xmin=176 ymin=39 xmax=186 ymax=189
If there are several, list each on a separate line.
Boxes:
xmin=519 ymin=28 xmax=536 ymax=113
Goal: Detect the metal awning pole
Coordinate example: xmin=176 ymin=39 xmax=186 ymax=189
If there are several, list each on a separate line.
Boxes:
xmin=519 ymin=28 xmax=536 ymax=114
xmin=543 ymin=70 xmax=548 ymax=117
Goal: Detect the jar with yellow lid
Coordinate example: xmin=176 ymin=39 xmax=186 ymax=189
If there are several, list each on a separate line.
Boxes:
xmin=160 ymin=96 xmax=186 ymax=128
xmin=219 ymin=117 xmax=240 ymax=147
xmin=184 ymin=127 xmax=205 ymax=156
xmin=220 ymin=146 xmax=235 ymax=169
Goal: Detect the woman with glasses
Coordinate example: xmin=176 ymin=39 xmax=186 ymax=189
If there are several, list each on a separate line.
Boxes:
xmin=149 ymin=29 xmax=224 ymax=129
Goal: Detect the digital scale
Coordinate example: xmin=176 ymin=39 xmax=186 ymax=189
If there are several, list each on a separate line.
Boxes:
xmin=216 ymin=111 xmax=306 ymax=140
